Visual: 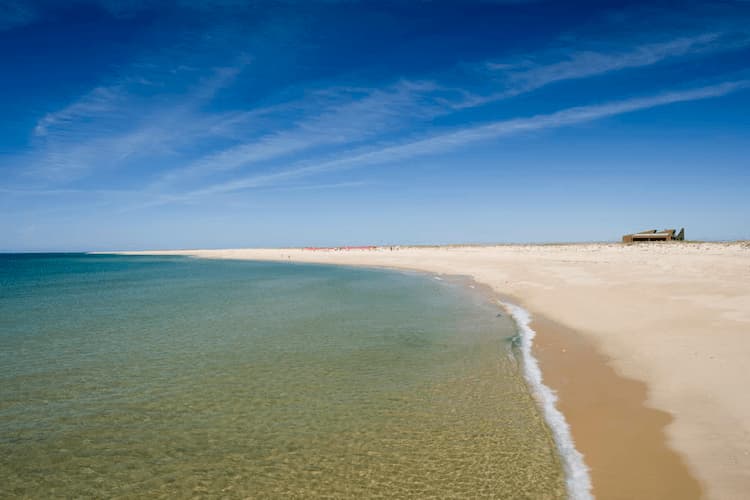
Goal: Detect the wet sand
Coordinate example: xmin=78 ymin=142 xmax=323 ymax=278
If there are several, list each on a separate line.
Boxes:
xmin=531 ymin=313 xmax=701 ymax=499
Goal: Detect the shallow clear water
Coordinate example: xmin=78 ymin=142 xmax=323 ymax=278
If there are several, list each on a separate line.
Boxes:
xmin=0 ymin=254 xmax=565 ymax=498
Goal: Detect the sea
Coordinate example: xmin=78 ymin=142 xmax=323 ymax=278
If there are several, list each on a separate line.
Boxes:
xmin=0 ymin=253 xmax=567 ymax=498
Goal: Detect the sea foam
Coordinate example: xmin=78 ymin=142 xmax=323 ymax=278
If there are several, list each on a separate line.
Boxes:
xmin=501 ymin=301 xmax=593 ymax=500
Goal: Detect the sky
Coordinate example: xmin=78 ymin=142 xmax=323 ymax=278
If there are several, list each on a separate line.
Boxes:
xmin=1 ymin=0 xmax=749 ymax=251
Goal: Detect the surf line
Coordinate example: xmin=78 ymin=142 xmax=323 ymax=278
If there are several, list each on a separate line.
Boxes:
xmin=501 ymin=301 xmax=593 ymax=500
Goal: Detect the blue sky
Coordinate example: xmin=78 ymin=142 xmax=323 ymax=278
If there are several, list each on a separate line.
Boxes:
xmin=1 ymin=0 xmax=749 ymax=251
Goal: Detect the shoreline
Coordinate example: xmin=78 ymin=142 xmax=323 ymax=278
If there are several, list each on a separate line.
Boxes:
xmin=424 ymin=273 xmax=592 ymax=498
xmin=500 ymin=301 xmax=592 ymax=499
xmin=527 ymin=307 xmax=701 ymax=499
xmin=113 ymin=242 xmax=750 ymax=498
xmin=423 ymin=275 xmax=698 ymax=499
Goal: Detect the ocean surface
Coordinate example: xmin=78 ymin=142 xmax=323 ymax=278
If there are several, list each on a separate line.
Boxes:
xmin=0 ymin=254 xmax=565 ymax=498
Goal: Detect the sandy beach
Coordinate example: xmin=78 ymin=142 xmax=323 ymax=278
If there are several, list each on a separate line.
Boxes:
xmin=122 ymin=242 xmax=750 ymax=499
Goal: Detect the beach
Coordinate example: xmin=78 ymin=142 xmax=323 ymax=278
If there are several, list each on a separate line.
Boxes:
xmin=122 ymin=242 xmax=750 ymax=499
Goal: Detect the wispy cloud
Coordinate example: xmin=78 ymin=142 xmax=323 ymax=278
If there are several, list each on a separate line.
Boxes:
xmin=17 ymin=56 xmax=251 ymax=182
xmin=459 ymin=31 xmax=750 ymax=107
xmin=154 ymin=80 xmax=443 ymax=187
xmin=150 ymin=30 xmax=750 ymax=194
xmin=157 ymin=79 xmax=748 ymax=203
xmin=9 ymin=20 xmax=750 ymax=215
xmin=34 ymin=87 xmax=124 ymax=137
xmin=503 ymin=34 xmax=722 ymax=87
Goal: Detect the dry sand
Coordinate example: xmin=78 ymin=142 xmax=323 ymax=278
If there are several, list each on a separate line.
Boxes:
xmin=121 ymin=242 xmax=750 ymax=499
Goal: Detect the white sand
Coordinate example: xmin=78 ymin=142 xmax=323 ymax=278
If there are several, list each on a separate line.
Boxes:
xmin=121 ymin=242 xmax=750 ymax=498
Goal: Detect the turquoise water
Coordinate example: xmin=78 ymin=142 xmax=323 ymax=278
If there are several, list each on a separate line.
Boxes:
xmin=0 ymin=254 xmax=565 ymax=498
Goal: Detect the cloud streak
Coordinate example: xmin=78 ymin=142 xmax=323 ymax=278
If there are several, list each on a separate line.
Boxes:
xmin=459 ymin=31 xmax=750 ymax=107
xmin=34 ymin=87 xmax=124 ymax=137
xmin=162 ymin=79 xmax=748 ymax=203
xmin=8 ymin=21 xmax=749 ymax=215
xmin=148 ymin=31 xmax=750 ymax=193
xmin=154 ymin=80 xmax=442 ymax=187
xmin=18 ymin=55 xmax=251 ymax=183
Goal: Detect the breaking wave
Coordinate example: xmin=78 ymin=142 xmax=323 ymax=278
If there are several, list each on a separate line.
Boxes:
xmin=501 ymin=301 xmax=593 ymax=500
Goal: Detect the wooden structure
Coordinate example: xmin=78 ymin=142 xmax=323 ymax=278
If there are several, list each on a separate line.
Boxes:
xmin=622 ymin=228 xmax=685 ymax=243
